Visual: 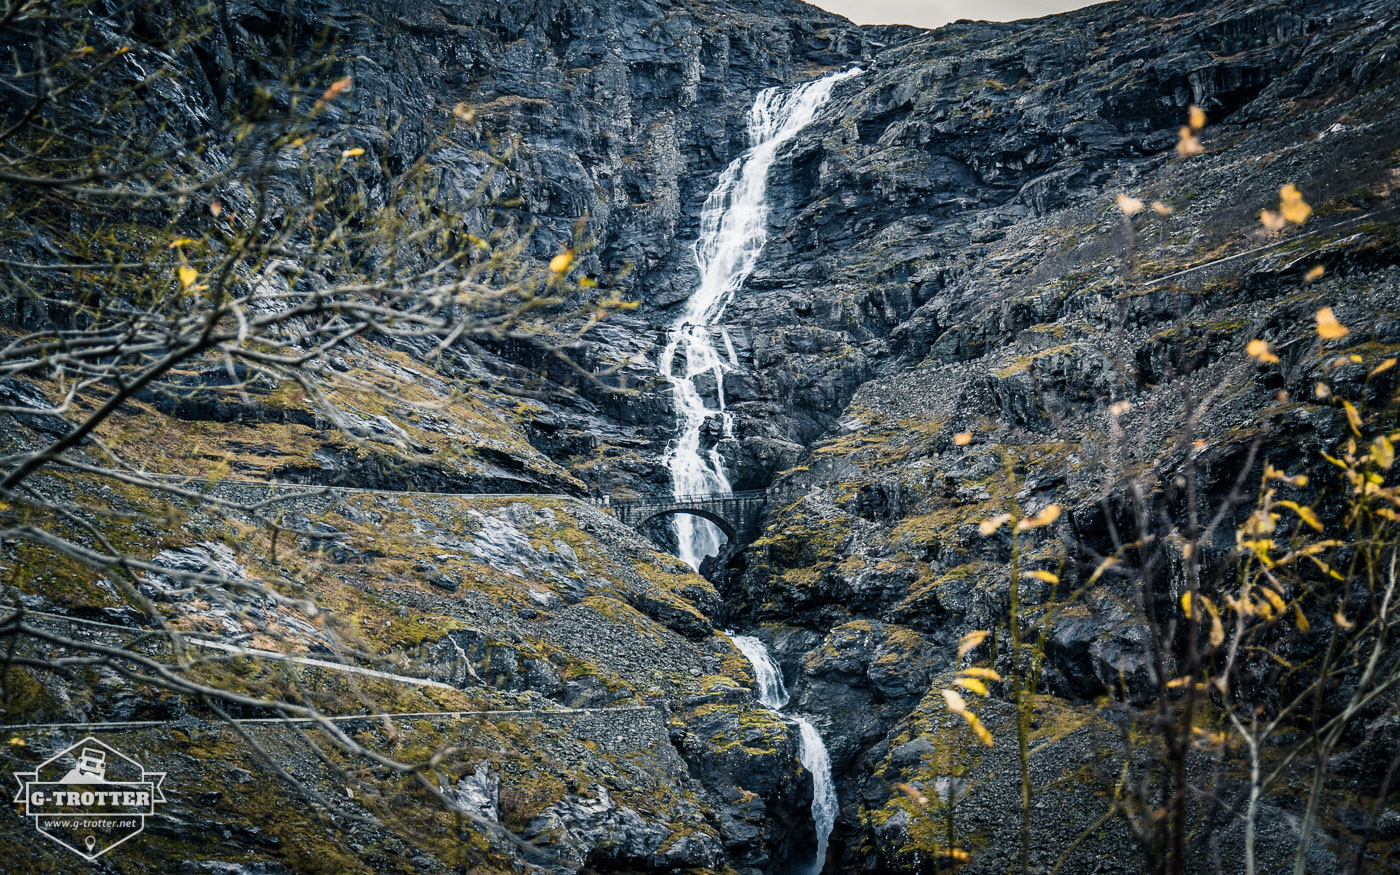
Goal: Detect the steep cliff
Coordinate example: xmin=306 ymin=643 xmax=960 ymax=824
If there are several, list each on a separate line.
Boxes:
xmin=2 ymin=0 xmax=1398 ymax=872
xmin=696 ymin=0 xmax=1400 ymax=870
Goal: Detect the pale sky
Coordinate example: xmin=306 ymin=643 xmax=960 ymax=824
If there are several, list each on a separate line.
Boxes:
xmin=809 ymin=0 xmax=1105 ymax=29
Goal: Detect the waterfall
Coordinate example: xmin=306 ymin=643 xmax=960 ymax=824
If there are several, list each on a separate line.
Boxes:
xmin=731 ymin=634 xmax=790 ymax=709
xmin=792 ymin=717 xmax=838 ymax=875
xmin=730 ymin=634 xmax=839 ymax=875
xmin=660 ymin=68 xmax=861 ymax=570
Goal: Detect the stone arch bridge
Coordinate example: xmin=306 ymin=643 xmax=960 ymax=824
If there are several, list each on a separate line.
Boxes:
xmin=607 ymin=486 xmax=798 ymax=546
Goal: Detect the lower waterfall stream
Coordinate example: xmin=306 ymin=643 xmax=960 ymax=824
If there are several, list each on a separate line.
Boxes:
xmin=731 ymin=634 xmax=837 ymax=875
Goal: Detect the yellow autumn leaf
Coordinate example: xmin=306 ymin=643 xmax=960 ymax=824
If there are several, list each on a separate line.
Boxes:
xmin=549 ymin=251 xmax=575 ymax=274
xmin=1304 ymin=264 xmax=1325 ymax=282
xmin=1240 ymin=538 xmax=1274 ymax=556
xmin=1260 ymin=209 xmax=1286 ymax=232
xmin=1294 ymin=505 xmax=1323 ymax=531
xmin=1188 ymin=105 xmax=1206 ymax=130
xmin=1342 ymin=400 xmax=1362 ymax=436
xmin=1180 ymin=591 xmax=1194 ymax=617
xmin=1309 ymin=556 xmax=1346 ymax=581
xmin=953 ymin=431 xmax=973 ymax=446
xmin=1280 ymin=184 xmax=1311 ymax=224
xmin=950 ymin=706 xmax=995 ymax=747
xmin=954 ymin=677 xmax=990 ymax=696
xmin=1265 ymin=463 xmax=1308 ymax=487
xmin=1177 ymin=126 xmax=1204 ymax=158
xmin=1372 ymin=358 xmax=1396 ymax=377
xmin=1334 ymin=611 xmax=1355 ymax=631
xmin=978 ymin=513 xmax=1011 ymax=536
xmin=894 ymin=782 xmax=929 ymax=805
xmin=961 ymin=667 xmax=1002 ymax=682
xmin=1315 ymin=381 xmax=1331 ymax=399
xmin=343 ymin=147 xmax=366 ymax=158
xmin=177 ymin=265 xmax=198 ymax=288
xmin=1315 ymin=307 xmax=1348 ymax=340
xmin=947 ymin=849 xmax=974 ymax=863
xmin=1026 ymin=569 xmax=1059 ymax=584
xmin=967 ymin=714 xmax=994 ymax=748
xmin=1293 ymin=604 xmax=1311 ymax=633
xmin=1246 ymin=339 xmax=1279 ymax=364
xmin=318 ymin=76 xmax=352 ymax=106
xmin=941 ymin=688 xmax=968 ymax=713
xmin=1015 ymin=504 xmax=1061 ymax=531
xmin=1261 ymin=587 xmax=1287 ymax=613
xmin=1116 ymin=193 xmax=1144 ymax=215
xmin=1192 ymin=726 xmax=1227 ymax=745
xmin=209 ymin=200 xmax=223 ymax=217
xmin=1276 ymin=500 xmax=1323 ymax=532
xmin=957 ymin=630 xmax=989 ymax=658
xmin=1087 ymin=556 xmax=1119 ymax=584
xmin=168 ymin=237 xmax=196 ymax=248
xmin=1373 ymin=436 xmax=1395 ymax=470
xmin=1209 ymin=612 xmax=1225 ymax=647
xmin=1151 ymin=201 xmax=1174 ymax=216
xmin=1226 ymin=594 xmax=1255 ymax=618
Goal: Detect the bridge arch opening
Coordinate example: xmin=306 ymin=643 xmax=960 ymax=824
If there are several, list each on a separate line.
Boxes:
xmin=636 ymin=508 xmax=736 ymax=541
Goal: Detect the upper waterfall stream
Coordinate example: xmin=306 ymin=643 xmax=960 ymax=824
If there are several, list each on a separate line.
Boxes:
xmin=659 ymin=68 xmax=860 ymax=569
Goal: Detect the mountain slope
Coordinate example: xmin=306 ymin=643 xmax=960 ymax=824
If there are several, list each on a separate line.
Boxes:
xmin=2 ymin=0 xmax=1398 ymax=872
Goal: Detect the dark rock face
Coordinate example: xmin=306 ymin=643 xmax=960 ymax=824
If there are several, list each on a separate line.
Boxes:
xmin=525 ymin=784 xmax=725 ymax=870
xmin=685 ymin=0 xmax=1400 ymax=870
xmin=7 ymin=0 xmax=1400 ymax=872
xmin=674 ymin=0 xmax=1400 ymax=485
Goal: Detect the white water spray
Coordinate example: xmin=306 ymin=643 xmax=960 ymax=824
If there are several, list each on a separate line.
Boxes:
xmin=731 ymin=634 xmax=839 ymax=875
xmin=731 ymin=634 xmax=790 ymax=709
xmin=660 ymin=68 xmax=861 ymax=570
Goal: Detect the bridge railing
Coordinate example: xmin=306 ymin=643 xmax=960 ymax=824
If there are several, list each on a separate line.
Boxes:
xmin=610 ymin=488 xmax=770 ymax=506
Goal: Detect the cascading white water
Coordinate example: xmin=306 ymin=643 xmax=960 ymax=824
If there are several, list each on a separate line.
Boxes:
xmin=793 ymin=717 xmax=838 ymax=875
xmin=660 ymin=68 xmax=862 ymax=570
xmin=730 ymin=634 xmax=839 ymax=875
xmin=731 ymin=634 xmax=790 ymax=709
